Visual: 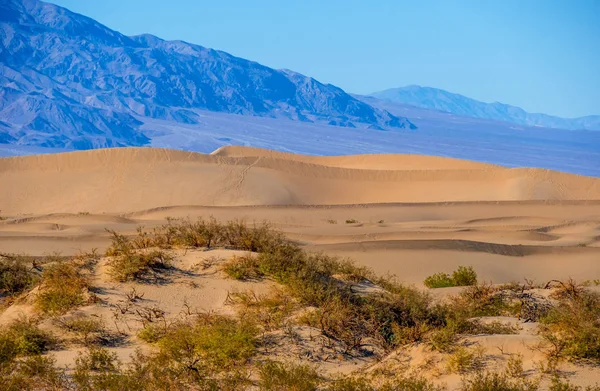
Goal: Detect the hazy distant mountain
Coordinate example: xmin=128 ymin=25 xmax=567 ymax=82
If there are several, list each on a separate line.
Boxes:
xmin=0 ymin=0 xmax=414 ymax=149
xmin=370 ymin=86 xmax=600 ymax=131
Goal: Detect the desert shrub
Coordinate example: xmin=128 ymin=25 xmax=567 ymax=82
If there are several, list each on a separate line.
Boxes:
xmin=429 ymin=325 xmax=459 ymax=352
xmin=137 ymin=323 xmax=169 ymax=344
xmin=107 ymin=248 xmax=172 ymax=282
xmin=470 ymin=320 xmax=518 ymax=335
xmin=0 ymin=255 xmax=39 ymax=297
xmin=258 ymin=361 xmax=320 ymax=391
xmin=0 ymin=355 xmax=67 ymax=391
xmin=380 ymin=375 xmax=445 ymax=391
xmin=36 ymin=261 xmax=90 ymax=314
xmin=59 ymin=315 xmax=106 ymax=346
xmin=460 ymin=371 xmax=539 ymax=391
xmin=424 ymin=266 xmax=477 ymax=288
xmin=132 ymin=226 xmax=154 ymax=249
xmin=506 ymin=354 xmax=524 ymax=378
xmin=447 ymin=282 xmax=515 ymax=318
xmin=549 ymin=376 xmax=600 ymax=391
xmin=72 ymin=347 xmax=129 ymax=391
xmin=223 ymin=254 xmax=263 ymax=280
xmin=227 ymin=289 xmax=296 ymax=331
xmin=424 ymin=272 xmax=455 ymax=288
xmin=157 ymin=314 xmax=258 ymax=375
xmin=327 ymin=376 xmax=373 ymax=391
xmin=224 ymin=240 xmax=445 ymax=352
xmin=538 ymin=286 xmax=600 ymax=360
xmin=452 ymin=266 xmax=478 ymax=286
xmin=0 ymin=317 xmax=55 ymax=363
xmin=345 ymin=219 xmax=359 ymax=224
xmin=447 ymin=346 xmax=485 ymax=374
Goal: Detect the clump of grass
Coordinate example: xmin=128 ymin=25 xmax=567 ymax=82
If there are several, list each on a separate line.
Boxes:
xmin=424 ymin=266 xmax=478 ymax=288
xmin=0 ymin=316 xmax=55 ymax=364
xmin=381 ymin=375 xmax=446 ymax=391
xmin=538 ymin=283 xmax=600 ymax=361
xmin=258 ymin=361 xmax=320 ymax=391
xmin=137 ymin=323 xmax=169 ymax=344
xmin=326 ymin=219 xmax=337 ymax=224
xmin=429 ymin=325 xmax=460 ymax=353
xmin=223 ymin=254 xmax=263 ymax=280
xmin=0 ymin=254 xmax=39 ymax=298
xmin=106 ymin=230 xmax=173 ymax=282
xmin=58 ymin=315 xmax=107 ymax=346
xmin=0 ymin=355 xmax=67 ymax=391
xmin=345 ymin=219 xmax=359 ymax=224
xmin=35 ymin=261 xmax=90 ymax=314
xmin=149 ymin=218 xmax=286 ymax=252
xmin=506 ymin=354 xmax=525 ymax=379
xmin=460 ymin=371 xmax=539 ymax=391
xmin=448 ymin=282 xmax=516 ymax=318
xmin=226 ymin=288 xmax=296 ymax=331
xmin=549 ymin=376 xmax=600 ymax=391
xmin=156 ymin=314 xmax=258 ymax=375
xmin=447 ymin=346 xmax=485 ymax=374
xmin=225 ymin=242 xmax=445 ymax=353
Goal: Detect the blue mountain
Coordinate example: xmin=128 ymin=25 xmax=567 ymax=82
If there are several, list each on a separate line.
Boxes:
xmin=0 ymin=0 xmax=414 ymax=149
xmin=370 ymin=85 xmax=600 ymax=131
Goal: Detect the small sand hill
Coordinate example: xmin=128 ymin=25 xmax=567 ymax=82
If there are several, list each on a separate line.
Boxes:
xmin=1 ymin=146 xmax=600 ymax=215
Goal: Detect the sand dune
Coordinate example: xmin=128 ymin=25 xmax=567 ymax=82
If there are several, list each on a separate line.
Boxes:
xmin=2 ymin=147 xmax=599 ymax=284
xmin=1 ymin=147 xmax=600 ymax=215
xmin=2 ymin=146 xmax=600 ymax=389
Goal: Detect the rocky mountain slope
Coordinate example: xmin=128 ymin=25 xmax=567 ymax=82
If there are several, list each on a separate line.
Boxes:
xmin=0 ymin=0 xmax=414 ymax=149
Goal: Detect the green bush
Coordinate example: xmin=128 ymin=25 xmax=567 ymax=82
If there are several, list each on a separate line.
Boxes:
xmin=549 ymin=376 xmax=600 ymax=391
xmin=539 ymin=286 xmax=600 ymax=360
xmin=258 ymin=361 xmax=320 ymax=391
xmin=157 ymin=315 xmax=258 ymax=375
xmin=380 ymin=375 xmax=445 ymax=391
xmin=223 ymin=254 xmax=263 ymax=280
xmin=0 ymin=255 xmax=39 ymax=297
xmin=107 ymin=247 xmax=172 ymax=282
xmin=59 ymin=315 xmax=106 ymax=346
xmin=424 ymin=272 xmax=455 ymax=288
xmin=0 ymin=355 xmax=67 ymax=391
xmin=36 ymin=261 xmax=90 ymax=314
xmin=460 ymin=371 xmax=539 ymax=391
xmin=424 ymin=266 xmax=477 ymax=288
xmin=0 ymin=317 xmax=55 ymax=364
xmin=446 ymin=347 xmax=484 ymax=374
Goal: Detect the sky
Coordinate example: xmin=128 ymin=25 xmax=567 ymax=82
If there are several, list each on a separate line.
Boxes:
xmin=49 ymin=0 xmax=600 ymax=118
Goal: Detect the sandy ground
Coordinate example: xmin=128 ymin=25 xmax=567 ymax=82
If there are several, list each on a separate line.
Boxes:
xmin=1 ymin=146 xmax=600 ymax=388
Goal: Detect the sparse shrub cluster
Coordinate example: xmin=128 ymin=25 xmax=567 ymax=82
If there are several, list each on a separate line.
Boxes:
xmin=226 ymin=288 xmax=296 ymax=331
xmin=36 ymin=261 xmax=91 ymax=314
xmin=223 ymin=241 xmax=445 ymax=353
xmin=460 ymin=371 xmax=539 ymax=391
xmin=424 ymin=266 xmax=478 ymax=288
xmin=538 ymin=281 xmax=600 ymax=361
xmin=121 ymin=218 xmax=287 ymax=253
xmin=0 ymin=254 xmax=39 ymax=298
xmin=0 ymin=316 xmax=55 ymax=364
xmin=58 ymin=315 xmax=109 ymax=346
xmin=106 ymin=230 xmax=173 ymax=282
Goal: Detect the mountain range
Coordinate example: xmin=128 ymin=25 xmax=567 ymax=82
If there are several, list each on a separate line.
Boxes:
xmin=0 ymin=0 xmax=598 ymax=178
xmin=371 ymin=86 xmax=600 ymax=131
xmin=0 ymin=0 xmax=413 ymax=149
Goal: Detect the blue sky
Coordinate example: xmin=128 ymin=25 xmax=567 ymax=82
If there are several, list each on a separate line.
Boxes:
xmin=50 ymin=0 xmax=600 ymax=118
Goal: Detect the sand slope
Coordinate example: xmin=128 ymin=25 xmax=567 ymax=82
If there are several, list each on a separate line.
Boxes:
xmin=2 ymin=146 xmax=600 ymax=215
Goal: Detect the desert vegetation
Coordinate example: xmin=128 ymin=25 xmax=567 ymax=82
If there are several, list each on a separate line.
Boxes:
xmin=424 ymin=266 xmax=478 ymax=288
xmin=0 ymin=218 xmax=598 ymax=390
